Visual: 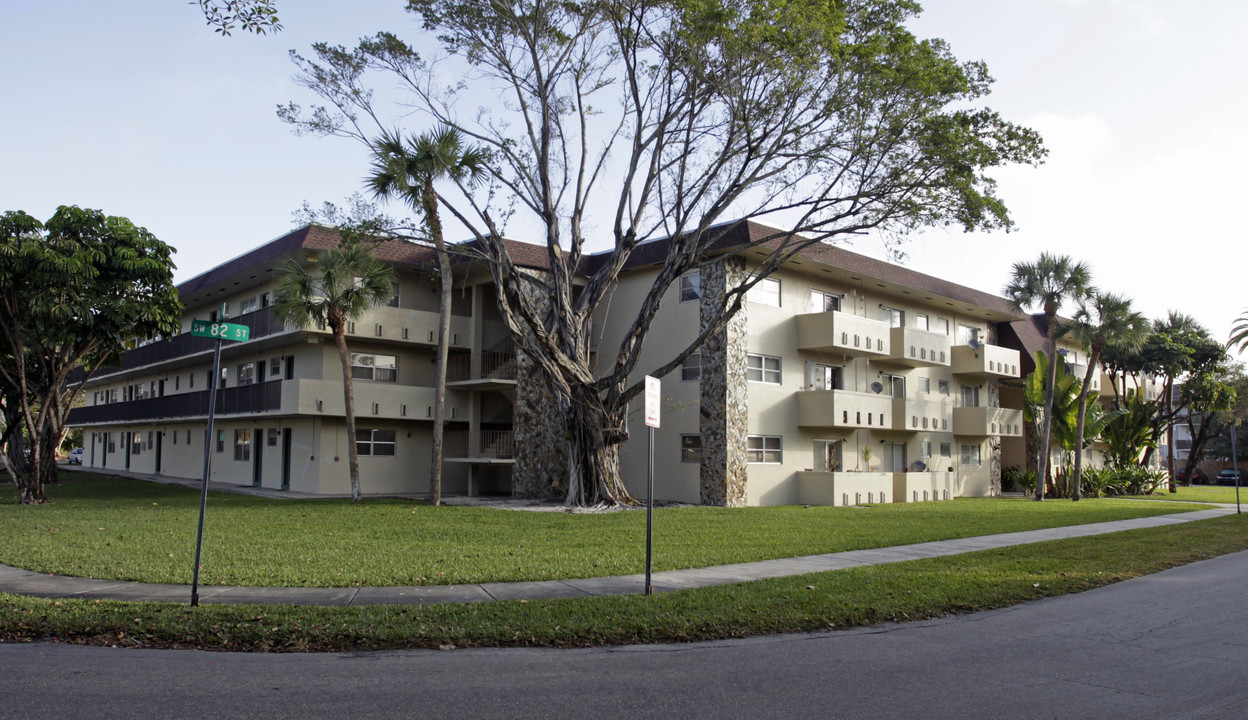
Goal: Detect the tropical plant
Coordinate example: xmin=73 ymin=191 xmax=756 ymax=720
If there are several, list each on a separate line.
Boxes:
xmin=1066 ymin=292 xmax=1148 ymax=500
xmin=367 ymin=125 xmax=487 ymax=507
xmin=1023 ymin=350 xmax=1080 ymax=495
xmin=1230 ymin=310 xmax=1248 ymax=355
xmin=859 ymin=443 xmax=874 ymax=472
xmin=272 ymin=240 xmax=396 ymax=501
xmin=1005 ymin=253 xmax=1093 ymax=500
xmin=1100 ymin=393 xmax=1159 ymax=470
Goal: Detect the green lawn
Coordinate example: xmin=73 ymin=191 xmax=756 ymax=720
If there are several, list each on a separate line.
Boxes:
xmin=0 ymin=473 xmax=1211 ymax=587
xmin=1129 ymin=485 xmax=1248 ymax=505
xmin=4 ymin=514 xmax=1246 ymax=651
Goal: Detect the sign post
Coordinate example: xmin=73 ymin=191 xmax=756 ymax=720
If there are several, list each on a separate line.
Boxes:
xmin=644 ymin=375 xmax=661 ymax=596
xmin=190 ymin=305 xmax=250 ymax=606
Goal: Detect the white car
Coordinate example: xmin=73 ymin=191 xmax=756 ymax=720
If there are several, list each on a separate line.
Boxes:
xmin=67 ymin=448 xmax=83 ymax=465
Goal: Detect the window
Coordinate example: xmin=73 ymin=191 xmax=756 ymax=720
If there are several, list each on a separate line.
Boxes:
xmin=350 ymin=353 xmax=398 ymax=382
xmin=219 ymin=367 xmax=228 ymax=389
xmin=260 ymin=292 xmax=270 ymax=308
xmin=814 ymin=439 xmax=843 ymax=472
xmin=237 ymin=362 xmax=256 ymax=386
xmin=681 ymin=435 xmax=702 ymax=463
xmin=107 ymin=434 xmax=116 ymax=453
xmin=958 ymin=324 xmax=980 ymax=347
xmin=962 ymin=385 xmax=980 ymax=408
xmin=239 ymin=296 xmax=258 ymax=314
xmin=915 ymin=313 xmax=929 ymax=331
xmin=920 ymin=441 xmax=932 ymax=459
xmin=285 ymin=356 xmax=295 ymax=380
xmin=810 ymin=290 xmax=840 ymax=312
xmin=216 ymin=430 xmax=225 ymax=453
xmin=806 ymin=362 xmax=842 ymax=391
xmin=267 ymin=428 xmax=279 ymax=447
xmin=680 ymin=272 xmax=701 ymax=302
xmin=747 ymin=435 xmax=782 ymax=463
xmin=270 ymin=358 xmax=282 ymax=377
xmin=681 ymin=353 xmax=701 ymax=382
xmin=147 ymin=431 xmax=154 ymax=450
xmin=938 ymin=380 xmax=950 ymax=396
xmin=880 ymin=305 xmax=904 ymax=328
xmin=388 ymin=286 xmax=400 ymax=308
xmin=747 ymin=354 xmax=782 ymax=384
xmin=961 ymin=444 xmax=981 ymax=466
xmin=940 ymin=442 xmax=952 ymax=458
xmin=234 ymin=429 xmax=251 ymax=461
xmin=937 ymin=318 xmax=950 ymax=335
xmin=131 ymin=434 xmax=142 ymax=456
xmin=748 ymin=277 xmax=781 ymax=307
xmin=918 ymin=377 xmax=930 ymax=394
xmin=356 ymin=429 xmax=397 ymax=457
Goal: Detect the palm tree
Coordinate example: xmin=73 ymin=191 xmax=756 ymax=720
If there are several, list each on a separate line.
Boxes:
xmin=367 ymin=125 xmax=486 ymax=507
xmin=1067 ymin=292 xmax=1148 ymax=500
xmin=1231 ymin=310 xmax=1248 ymax=353
xmin=273 ymin=241 xmax=396 ymax=502
xmin=1005 ymin=253 xmax=1093 ymax=501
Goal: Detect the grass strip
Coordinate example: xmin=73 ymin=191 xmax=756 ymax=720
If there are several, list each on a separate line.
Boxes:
xmin=4 ymin=514 xmax=1246 ymax=652
xmin=0 ymin=474 xmax=1211 ymax=587
xmin=1126 ymin=485 xmax=1248 ymax=504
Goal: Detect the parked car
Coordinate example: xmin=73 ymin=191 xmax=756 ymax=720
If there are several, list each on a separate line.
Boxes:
xmin=66 ymin=447 xmax=83 ymax=465
xmin=1216 ymin=469 xmax=1247 ymax=486
xmin=1176 ymin=467 xmax=1210 ymax=485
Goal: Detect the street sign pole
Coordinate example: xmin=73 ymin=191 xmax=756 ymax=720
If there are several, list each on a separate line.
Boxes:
xmin=644 ymin=376 xmax=660 ymax=596
xmin=191 ymin=303 xmax=236 ymax=606
xmin=1232 ymin=423 xmax=1240 ymax=515
xmin=191 ymin=336 xmax=222 ymax=606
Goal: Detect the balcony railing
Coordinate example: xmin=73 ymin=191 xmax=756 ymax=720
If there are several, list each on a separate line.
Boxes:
xmin=92 ymin=307 xmax=289 ymax=377
xmin=951 ymin=344 xmax=1020 ymax=379
xmin=444 ymin=430 xmax=515 ymax=459
xmin=797 ymin=389 xmax=893 ymax=429
xmin=884 ymin=327 xmax=952 ymax=367
xmin=447 ymin=350 xmax=518 ymax=382
xmin=952 ymin=406 xmax=1025 ymax=437
xmin=795 ymin=311 xmax=891 ymax=358
xmin=67 ymin=381 xmax=282 ymax=425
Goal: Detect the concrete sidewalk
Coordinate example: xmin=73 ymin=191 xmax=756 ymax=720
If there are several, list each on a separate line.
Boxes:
xmin=1 ymin=504 xmax=1237 ymax=607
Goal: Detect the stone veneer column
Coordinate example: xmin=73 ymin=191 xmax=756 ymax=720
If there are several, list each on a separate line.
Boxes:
xmin=507 ymin=271 xmax=568 ymax=499
xmin=699 ymin=257 xmax=749 ymax=507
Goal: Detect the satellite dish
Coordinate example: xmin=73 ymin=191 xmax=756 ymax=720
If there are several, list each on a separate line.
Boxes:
xmin=913 ymin=460 xmax=927 ymax=472
xmin=1057 ymin=348 xmax=1068 ymax=356
xmin=968 ymin=338 xmax=981 ymax=350
xmin=871 ymin=381 xmax=884 ymax=394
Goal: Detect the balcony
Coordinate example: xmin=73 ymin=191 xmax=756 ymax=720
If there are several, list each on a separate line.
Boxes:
xmin=892 ymin=397 xmax=952 ymax=432
xmin=317 ymin=306 xmax=473 ymax=349
xmin=285 ymin=379 xmax=467 ymax=421
xmin=67 ymin=380 xmax=282 ymax=425
xmin=796 ymin=389 xmax=893 ymax=430
xmin=444 ymin=430 xmax=515 ymax=462
xmin=795 ymin=311 xmax=890 ymax=358
xmin=952 ymin=406 xmax=1025 ymax=437
xmin=447 ymin=348 xmax=518 ymax=388
xmin=951 ymin=344 xmax=1020 ymax=379
xmin=883 ymin=327 xmax=952 ymax=367
xmin=1065 ymin=361 xmax=1100 ymax=393
xmin=797 ymin=471 xmax=892 ymax=506
xmin=893 ymin=471 xmax=958 ymax=502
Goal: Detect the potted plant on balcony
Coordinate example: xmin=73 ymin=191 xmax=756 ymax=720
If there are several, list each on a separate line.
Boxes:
xmin=859 ymin=443 xmax=873 ymax=472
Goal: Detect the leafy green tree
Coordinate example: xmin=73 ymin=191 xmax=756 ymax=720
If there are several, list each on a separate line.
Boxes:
xmin=197 ymin=0 xmax=281 ymax=36
xmin=367 ymin=126 xmax=487 ymax=507
xmin=1174 ymin=361 xmax=1237 ymax=485
xmin=0 ymin=207 xmax=182 ymax=504
xmin=272 ymin=240 xmax=396 ymax=502
xmin=1066 ymin=292 xmax=1148 ymax=500
xmin=282 ymin=0 xmax=1045 ymax=505
xmin=1005 ymin=253 xmax=1093 ymax=500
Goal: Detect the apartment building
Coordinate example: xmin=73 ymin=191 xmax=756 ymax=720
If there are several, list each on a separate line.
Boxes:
xmin=70 ymin=220 xmax=1043 ymax=505
xmin=68 ymin=225 xmax=527 ymax=497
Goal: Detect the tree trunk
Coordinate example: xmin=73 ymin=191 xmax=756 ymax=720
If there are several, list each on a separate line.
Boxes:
xmin=561 ymin=382 xmax=633 ymax=507
xmin=424 ymin=178 xmax=451 ymax=508
xmin=1071 ymin=348 xmax=1101 ymax=502
xmin=430 ymin=246 xmax=451 ymax=507
xmin=332 ymin=324 xmax=362 ymax=502
xmin=1037 ymin=323 xmax=1059 ymax=501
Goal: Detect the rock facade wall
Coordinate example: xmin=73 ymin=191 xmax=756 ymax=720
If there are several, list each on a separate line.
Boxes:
xmin=509 ymin=272 xmax=567 ymax=499
xmin=699 ymin=257 xmax=749 ymax=507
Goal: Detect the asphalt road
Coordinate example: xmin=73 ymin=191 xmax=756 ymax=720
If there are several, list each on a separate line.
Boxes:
xmin=4 ymin=549 xmax=1248 ymax=720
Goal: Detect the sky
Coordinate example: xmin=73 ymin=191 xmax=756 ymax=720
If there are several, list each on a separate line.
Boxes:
xmin=2 ymin=0 xmax=1246 ymax=355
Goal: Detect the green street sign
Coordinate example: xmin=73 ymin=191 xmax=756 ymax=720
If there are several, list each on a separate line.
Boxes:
xmin=191 ymin=319 xmax=251 ymax=342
